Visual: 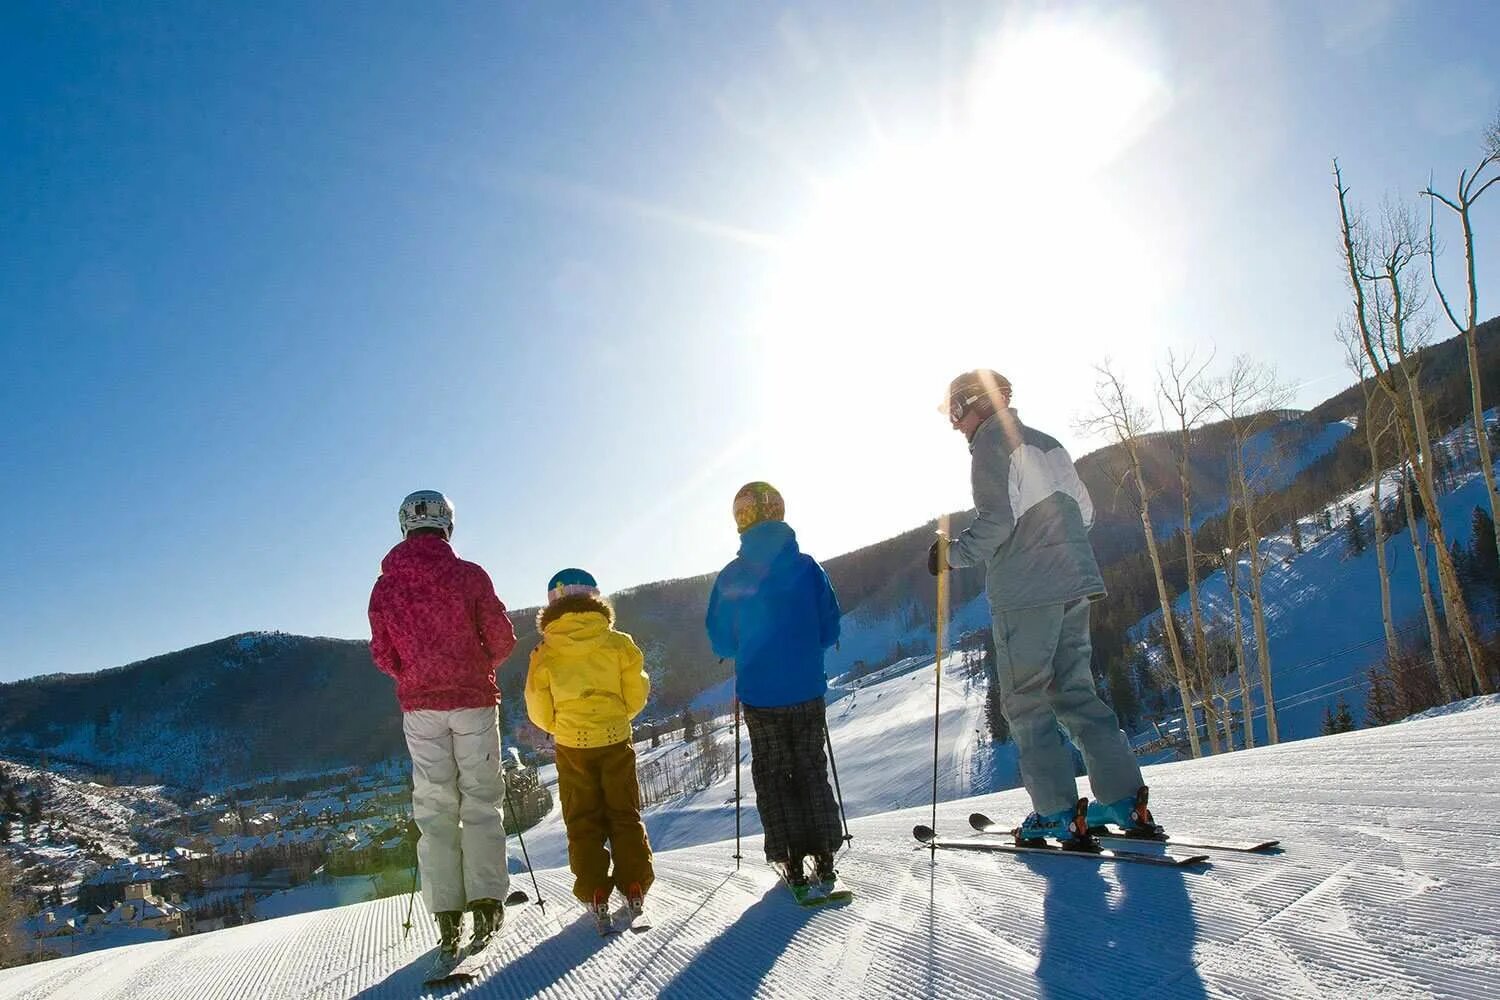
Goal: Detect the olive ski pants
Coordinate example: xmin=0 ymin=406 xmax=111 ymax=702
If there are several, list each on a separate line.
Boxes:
xmin=554 ymin=740 xmax=654 ymax=903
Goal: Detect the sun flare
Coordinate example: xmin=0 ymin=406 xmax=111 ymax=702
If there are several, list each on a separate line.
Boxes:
xmin=743 ymin=13 xmax=1174 ymax=545
xmin=756 ymin=14 xmax=1169 ymax=406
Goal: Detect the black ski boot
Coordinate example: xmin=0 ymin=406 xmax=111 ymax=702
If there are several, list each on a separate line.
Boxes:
xmin=426 ymin=910 xmax=465 ymax=977
xmin=781 ymin=856 xmax=812 ymax=902
xmin=812 ymin=853 xmax=838 ymax=889
xmin=468 ymin=898 xmax=503 ymax=952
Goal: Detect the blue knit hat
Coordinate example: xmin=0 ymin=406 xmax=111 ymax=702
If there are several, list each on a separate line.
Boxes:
xmin=546 ymin=568 xmax=600 ymax=604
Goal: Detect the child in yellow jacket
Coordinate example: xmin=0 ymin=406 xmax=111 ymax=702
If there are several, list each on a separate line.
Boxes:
xmin=524 ymin=568 xmax=654 ymax=925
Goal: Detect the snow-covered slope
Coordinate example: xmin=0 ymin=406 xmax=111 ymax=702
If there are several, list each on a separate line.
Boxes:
xmin=1140 ymin=414 xmax=1498 ymax=744
xmin=524 ymin=656 xmax=1018 ymax=867
xmin=4 ymin=703 xmax=1495 ymax=999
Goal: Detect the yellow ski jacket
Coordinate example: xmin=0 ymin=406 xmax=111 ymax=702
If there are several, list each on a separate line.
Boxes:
xmin=525 ymin=609 xmax=649 ymax=749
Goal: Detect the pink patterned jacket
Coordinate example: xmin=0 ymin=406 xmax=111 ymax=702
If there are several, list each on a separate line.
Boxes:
xmin=367 ymin=534 xmax=517 ymax=712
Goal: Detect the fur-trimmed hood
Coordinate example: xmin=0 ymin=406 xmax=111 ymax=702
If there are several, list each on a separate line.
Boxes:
xmin=537 ymin=594 xmax=614 ymax=631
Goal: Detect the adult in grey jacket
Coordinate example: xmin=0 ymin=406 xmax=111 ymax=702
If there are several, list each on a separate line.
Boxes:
xmin=932 ymin=369 xmax=1155 ymax=841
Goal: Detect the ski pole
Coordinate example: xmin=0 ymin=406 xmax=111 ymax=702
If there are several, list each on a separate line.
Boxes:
xmin=503 ymin=778 xmax=546 ymax=912
xmin=400 ymin=817 xmax=419 ymax=938
xmin=733 ymin=696 xmax=743 ymax=869
xmin=823 ymin=716 xmax=853 ymax=851
xmin=929 ymin=524 xmax=948 ymax=854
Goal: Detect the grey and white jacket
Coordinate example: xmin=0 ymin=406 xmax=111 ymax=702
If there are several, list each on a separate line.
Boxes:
xmin=947 ymin=408 xmax=1106 ymax=612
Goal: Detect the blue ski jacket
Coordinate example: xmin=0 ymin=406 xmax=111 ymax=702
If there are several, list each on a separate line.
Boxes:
xmin=705 ymin=520 xmax=842 ymax=709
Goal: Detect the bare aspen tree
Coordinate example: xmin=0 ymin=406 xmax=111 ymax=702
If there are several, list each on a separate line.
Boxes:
xmin=1366 ymin=236 xmax=1460 ymax=700
xmin=1215 ymin=684 xmax=1236 ymax=751
xmin=1369 ymin=213 xmax=1464 ymax=701
xmin=1082 ymin=361 xmax=1203 ymax=758
xmin=1398 ymin=454 xmax=1455 ymax=699
xmin=1338 ymin=319 xmax=1401 ymax=665
xmin=1206 ymin=356 xmax=1290 ymax=745
xmin=1334 ymin=162 xmax=1491 ymax=696
xmin=1159 ymin=349 xmax=1226 ymax=753
xmin=1368 ymin=201 xmax=1489 ymax=695
xmin=1221 ymin=506 xmax=1255 ymax=749
xmin=1423 ymin=137 xmax=1500 ymax=576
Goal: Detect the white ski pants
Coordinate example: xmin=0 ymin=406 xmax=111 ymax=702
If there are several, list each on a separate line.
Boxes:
xmin=403 ymin=706 xmax=510 ymax=913
xmin=992 ymin=599 xmax=1144 ymax=817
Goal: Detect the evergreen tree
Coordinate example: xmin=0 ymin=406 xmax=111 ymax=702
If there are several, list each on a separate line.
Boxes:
xmin=1471 ymin=507 xmax=1500 ymax=584
xmin=1290 ymin=519 xmax=1304 ymax=553
xmin=1345 ymin=505 xmax=1367 ymax=555
xmin=985 ymin=687 xmax=1010 ymax=744
xmin=1402 ymin=470 xmax=1426 ymax=521
xmin=1334 ymin=697 xmax=1356 ymax=732
xmin=1106 ymin=659 xmax=1140 ymax=728
xmin=1450 ymin=539 xmax=1472 ymax=586
xmin=0 ymin=816 xmax=9 ymax=844
xmin=25 ymin=790 xmax=42 ymax=825
xmin=681 ymin=709 xmax=696 ymax=742
xmin=0 ymin=855 xmax=26 ymax=969
xmin=1321 ymin=704 xmax=1337 ymax=735
xmin=1364 ymin=662 xmax=1400 ymax=726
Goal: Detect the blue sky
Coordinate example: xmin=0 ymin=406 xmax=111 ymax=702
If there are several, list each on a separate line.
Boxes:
xmin=2 ymin=1 xmax=1498 ymax=681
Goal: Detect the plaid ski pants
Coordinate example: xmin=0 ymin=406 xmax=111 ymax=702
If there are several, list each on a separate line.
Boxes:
xmin=742 ymin=695 xmax=844 ymax=863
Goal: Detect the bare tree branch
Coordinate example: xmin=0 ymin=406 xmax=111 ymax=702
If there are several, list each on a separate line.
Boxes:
xmin=1426 ymin=192 xmax=1466 ymax=334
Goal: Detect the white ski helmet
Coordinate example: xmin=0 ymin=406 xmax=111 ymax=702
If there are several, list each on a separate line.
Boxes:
xmin=398 ymin=490 xmax=455 ymax=539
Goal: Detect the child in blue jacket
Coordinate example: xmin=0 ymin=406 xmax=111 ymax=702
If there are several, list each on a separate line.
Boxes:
xmin=705 ymin=481 xmax=844 ymax=897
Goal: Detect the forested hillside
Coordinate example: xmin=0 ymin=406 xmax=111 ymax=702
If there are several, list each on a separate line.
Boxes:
xmin=4 ymin=321 xmax=1494 ymax=787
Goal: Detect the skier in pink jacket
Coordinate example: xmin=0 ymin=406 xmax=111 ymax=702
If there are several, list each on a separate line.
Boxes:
xmin=368 ymin=490 xmax=517 ymax=969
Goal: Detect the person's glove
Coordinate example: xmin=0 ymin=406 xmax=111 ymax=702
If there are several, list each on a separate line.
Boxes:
xmin=927 ymin=534 xmax=949 ymax=576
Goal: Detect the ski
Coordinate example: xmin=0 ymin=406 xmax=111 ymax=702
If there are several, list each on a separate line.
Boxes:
xmin=623 ymin=899 xmax=654 ymax=932
xmin=797 ymin=887 xmax=854 ymax=908
xmin=596 ymin=909 xmax=623 ymax=937
xmin=420 ymin=889 xmax=531 ymax=990
xmin=774 ymin=865 xmax=855 ymax=907
xmin=1089 ymin=825 xmax=1280 ymax=854
xmin=916 ymin=824 xmax=1208 ymax=868
xmin=968 ymin=812 xmax=1279 ymax=854
xmin=420 ymin=951 xmax=464 ymax=991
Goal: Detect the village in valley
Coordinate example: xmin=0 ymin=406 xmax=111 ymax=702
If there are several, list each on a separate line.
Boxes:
xmin=0 ymin=749 xmax=552 ymax=959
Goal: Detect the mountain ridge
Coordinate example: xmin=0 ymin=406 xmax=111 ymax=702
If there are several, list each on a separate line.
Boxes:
xmin=4 ymin=321 xmax=1496 ymax=786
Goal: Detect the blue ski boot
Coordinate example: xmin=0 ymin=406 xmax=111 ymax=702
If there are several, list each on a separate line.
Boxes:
xmin=1087 ymin=785 xmax=1164 ymax=838
xmin=1015 ymin=798 xmax=1095 ymax=849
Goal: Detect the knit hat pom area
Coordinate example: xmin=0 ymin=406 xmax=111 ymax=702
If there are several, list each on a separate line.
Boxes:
xmin=547 ymin=568 xmax=600 ymax=604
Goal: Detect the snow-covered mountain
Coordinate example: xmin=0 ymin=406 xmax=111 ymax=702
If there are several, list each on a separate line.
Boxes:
xmin=0 ymin=757 xmax=183 ymax=894
xmin=0 ymin=634 xmax=405 ymax=788
xmin=3 ymin=695 xmax=1493 ymax=998
xmin=1133 ymin=410 xmax=1500 ymax=745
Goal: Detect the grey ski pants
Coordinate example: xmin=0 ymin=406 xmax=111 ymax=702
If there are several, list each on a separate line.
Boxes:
xmin=404 ymin=706 xmax=510 ymax=913
xmin=992 ymin=599 xmax=1143 ymax=817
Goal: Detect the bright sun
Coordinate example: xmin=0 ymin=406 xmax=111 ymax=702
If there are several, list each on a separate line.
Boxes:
xmin=746 ymin=11 xmax=1173 ymax=548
